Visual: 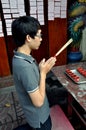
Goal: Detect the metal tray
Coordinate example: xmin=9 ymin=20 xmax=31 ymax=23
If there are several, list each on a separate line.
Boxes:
xmin=65 ymin=69 xmax=86 ymax=84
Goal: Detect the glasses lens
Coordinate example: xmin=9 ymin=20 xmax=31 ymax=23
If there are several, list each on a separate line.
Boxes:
xmin=36 ymin=34 xmax=42 ymax=38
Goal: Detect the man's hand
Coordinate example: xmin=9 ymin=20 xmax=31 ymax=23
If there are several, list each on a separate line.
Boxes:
xmin=39 ymin=57 xmax=56 ymax=75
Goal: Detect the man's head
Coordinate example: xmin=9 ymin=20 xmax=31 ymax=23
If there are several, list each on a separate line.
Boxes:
xmin=11 ymin=16 xmax=41 ymax=47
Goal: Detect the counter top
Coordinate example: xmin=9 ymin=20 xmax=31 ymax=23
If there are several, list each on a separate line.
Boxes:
xmin=52 ymin=62 xmax=86 ymax=111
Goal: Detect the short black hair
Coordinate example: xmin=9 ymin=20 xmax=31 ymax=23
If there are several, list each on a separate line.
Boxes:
xmin=11 ymin=16 xmax=41 ymax=47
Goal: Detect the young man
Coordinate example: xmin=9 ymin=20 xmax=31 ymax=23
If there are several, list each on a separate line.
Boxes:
xmin=11 ymin=16 xmax=56 ymax=130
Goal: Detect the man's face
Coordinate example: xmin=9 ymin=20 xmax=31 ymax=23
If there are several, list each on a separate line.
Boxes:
xmin=29 ymin=29 xmax=42 ymax=50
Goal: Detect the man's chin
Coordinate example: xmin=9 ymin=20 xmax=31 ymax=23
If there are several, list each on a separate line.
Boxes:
xmin=33 ymin=47 xmax=39 ymax=50
xmin=36 ymin=46 xmax=40 ymax=50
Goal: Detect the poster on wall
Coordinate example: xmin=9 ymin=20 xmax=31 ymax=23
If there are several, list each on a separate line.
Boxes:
xmin=48 ymin=0 xmax=67 ymax=20
xmin=1 ymin=0 xmax=45 ymax=36
xmin=30 ymin=0 xmax=44 ymax=25
xmin=0 ymin=0 xmax=68 ymax=36
xmin=48 ymin=0 xmax=54 ymax=20
xmin=0 ymin=20 xmax=4 ymax=37
xmin=1 ymin=0 xmax=26 ymax=36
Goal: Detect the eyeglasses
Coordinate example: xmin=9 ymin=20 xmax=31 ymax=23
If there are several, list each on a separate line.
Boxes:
xmin=35 ymin=34 xmax=42 ymax=38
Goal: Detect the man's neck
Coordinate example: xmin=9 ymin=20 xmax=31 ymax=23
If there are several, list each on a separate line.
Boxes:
xmin=17 ymin=45 xmax=31 ymax=56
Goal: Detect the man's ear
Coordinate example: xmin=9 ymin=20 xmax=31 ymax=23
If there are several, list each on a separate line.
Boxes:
xmin=26 ymin=35 xmax=31 ymax=42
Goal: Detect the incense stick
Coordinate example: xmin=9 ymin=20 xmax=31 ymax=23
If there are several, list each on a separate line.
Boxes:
xmin=54 ymin=38 xmax=73 ymax=57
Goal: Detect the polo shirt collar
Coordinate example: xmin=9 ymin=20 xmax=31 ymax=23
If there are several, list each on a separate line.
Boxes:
xmin=13 ymin=50 xmax=35 ymax=64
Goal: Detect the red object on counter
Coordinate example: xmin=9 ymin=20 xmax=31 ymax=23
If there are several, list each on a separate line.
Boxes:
xmin=66 ymin=69 xmax=80 ymax=82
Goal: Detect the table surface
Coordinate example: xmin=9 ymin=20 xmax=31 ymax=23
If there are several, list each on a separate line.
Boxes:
xmin=52 ymin=62 xmax=86 ymax=111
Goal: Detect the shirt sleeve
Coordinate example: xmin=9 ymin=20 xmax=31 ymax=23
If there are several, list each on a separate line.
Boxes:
xmin=20 ymin=65 xmax=39 ymax=93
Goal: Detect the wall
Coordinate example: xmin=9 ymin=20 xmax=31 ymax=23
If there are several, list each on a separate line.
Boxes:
xmin=0 ymin=37 xmax=10 ymax=76
xmin=48 ymin=18 xmax=67 ymax=66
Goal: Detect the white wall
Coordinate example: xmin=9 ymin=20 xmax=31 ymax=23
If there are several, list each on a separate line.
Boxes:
xmin=80 ymin=27 xmax=86 ymax=60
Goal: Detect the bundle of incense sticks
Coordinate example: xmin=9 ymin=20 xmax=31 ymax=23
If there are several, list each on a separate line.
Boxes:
xmin=54 ymin=38 xmax=73 ymax=57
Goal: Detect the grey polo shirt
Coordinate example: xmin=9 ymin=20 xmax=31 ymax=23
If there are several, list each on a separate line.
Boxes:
xmin=12 ymin=51 xmax=50 ymax=128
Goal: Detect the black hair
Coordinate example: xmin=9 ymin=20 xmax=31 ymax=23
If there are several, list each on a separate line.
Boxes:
xmin=11 ymin=16 xmax=41 ymax=47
